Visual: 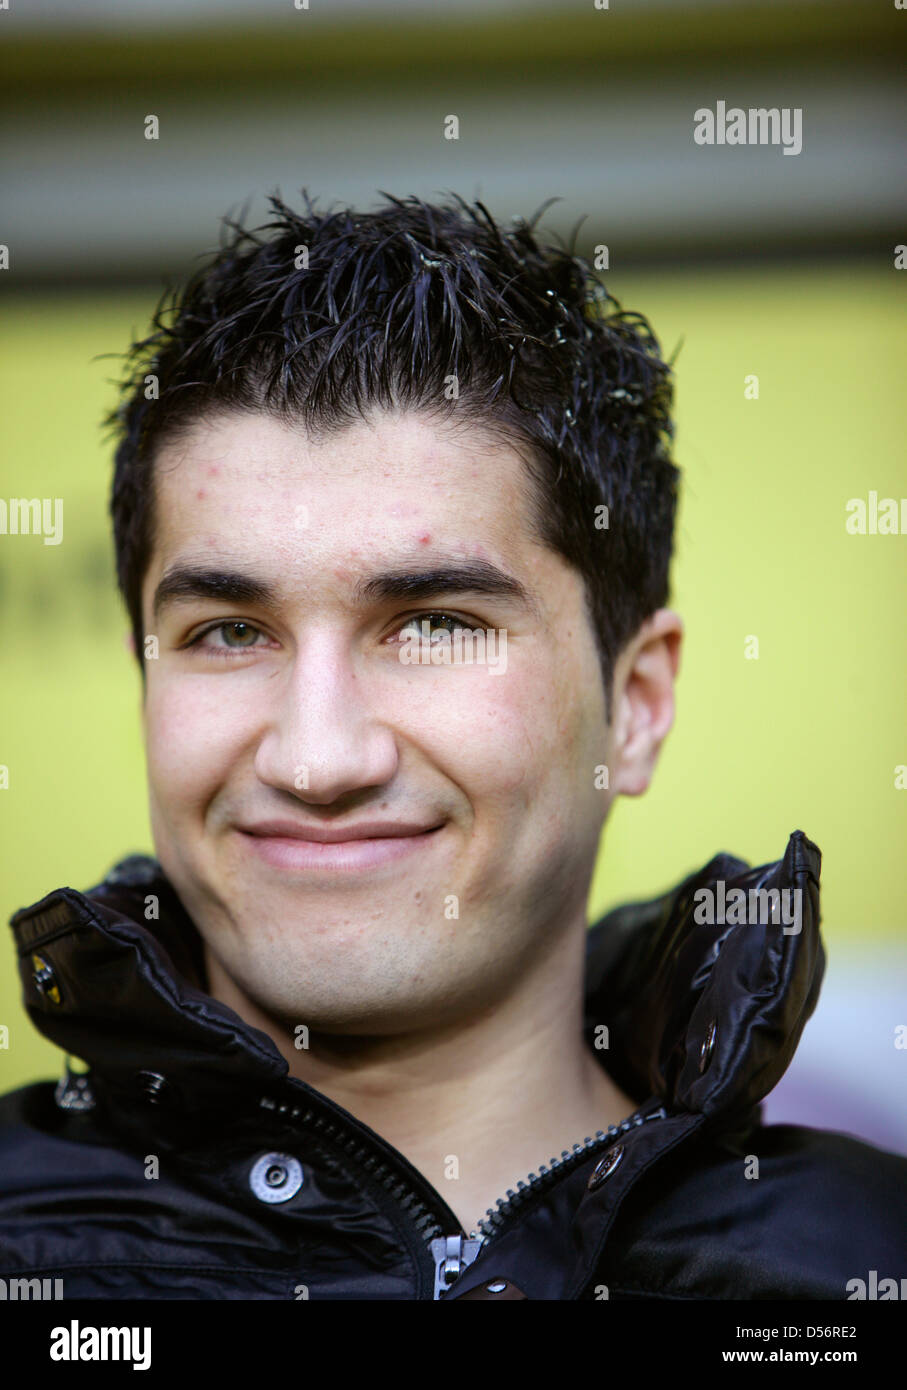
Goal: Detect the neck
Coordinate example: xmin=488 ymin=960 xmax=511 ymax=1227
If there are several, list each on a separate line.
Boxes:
xmin=204 ymin=915 xmax=638 ymax=1235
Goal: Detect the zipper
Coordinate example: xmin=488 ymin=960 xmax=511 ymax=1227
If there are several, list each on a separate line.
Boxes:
xmin=430 ymin=1235 xmax=485 ymax=1299
xmin=470 ymin=1103 xmax=667 ymax=1238
xmin=431 ymin=1102 xmax=668 ymax=1297
xmin=261 ymin=1091 xmax=667 ymax=1300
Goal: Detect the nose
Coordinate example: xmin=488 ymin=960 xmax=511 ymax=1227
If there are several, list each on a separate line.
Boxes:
xmin=252 ymin=631 xmax=400 ymax=805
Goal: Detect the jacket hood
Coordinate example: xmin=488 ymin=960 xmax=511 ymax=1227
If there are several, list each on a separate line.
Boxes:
xmin=9 ymin=829 xmax=823 ymax=1126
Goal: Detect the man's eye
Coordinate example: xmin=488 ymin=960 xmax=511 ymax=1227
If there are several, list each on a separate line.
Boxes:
xmin=396 ymin=613 xmax=477 ymax=641
xmin=189 ymin=622 xmax=265 ymax=655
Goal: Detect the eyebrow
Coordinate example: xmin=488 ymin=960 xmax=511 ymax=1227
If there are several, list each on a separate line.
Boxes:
xmin=151 ymin=557 xmax=540 ymax=625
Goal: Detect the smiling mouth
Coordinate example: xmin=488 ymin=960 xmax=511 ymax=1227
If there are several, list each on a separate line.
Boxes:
xmin=235 ymin=824 xmax=446 ymax=873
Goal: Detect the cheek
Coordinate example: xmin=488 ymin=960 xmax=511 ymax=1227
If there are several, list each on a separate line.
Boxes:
xmin=394 ymin=663 xmax=563 ymax=808
xmin=144 ymin=677 xmax=246 ymax=808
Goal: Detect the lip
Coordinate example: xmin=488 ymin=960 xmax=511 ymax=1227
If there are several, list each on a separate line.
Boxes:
xmin=240 ymin=819 xmax=444 ymax=843
xmin=235 ymin=820 xmax=446 ymax=872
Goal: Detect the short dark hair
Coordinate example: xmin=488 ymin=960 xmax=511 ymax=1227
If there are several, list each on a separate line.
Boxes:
xmin=106 ymin=189 xmax=679 ymax=717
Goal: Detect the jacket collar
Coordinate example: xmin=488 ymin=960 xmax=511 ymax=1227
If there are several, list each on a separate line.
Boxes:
xmin=9 ymin=830 xmax=823 ymax=1123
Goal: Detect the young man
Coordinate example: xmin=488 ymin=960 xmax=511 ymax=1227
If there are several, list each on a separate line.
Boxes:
xmin=1 ymin=192 xmax=904 ymax=1302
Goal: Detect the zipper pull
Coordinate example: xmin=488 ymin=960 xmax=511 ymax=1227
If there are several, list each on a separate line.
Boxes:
xmin=431 ymin=1235 xmax=483 ymax=1299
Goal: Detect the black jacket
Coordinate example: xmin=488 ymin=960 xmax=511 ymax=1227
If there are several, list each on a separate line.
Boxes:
xmin=1 ymin=828 xmax=904 ymax=1300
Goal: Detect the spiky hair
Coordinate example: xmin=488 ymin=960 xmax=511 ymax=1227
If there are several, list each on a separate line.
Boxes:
xmin=106 ymin=188 xmax=679 ymax=715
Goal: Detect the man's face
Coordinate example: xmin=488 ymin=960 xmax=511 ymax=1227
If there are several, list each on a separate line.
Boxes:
xmin=140 ymin=407 xmax=617 ymax=1034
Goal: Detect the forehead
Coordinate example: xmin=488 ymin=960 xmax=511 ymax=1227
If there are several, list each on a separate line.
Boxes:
xmin=147 ymin=407 xmax=543 ymax=572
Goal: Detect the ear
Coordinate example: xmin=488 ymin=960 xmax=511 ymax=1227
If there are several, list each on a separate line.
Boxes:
xmin=610 ymin=609 xmax=683 ymax=796
xmin=123 ymin=630 xmax=136 ymax=658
